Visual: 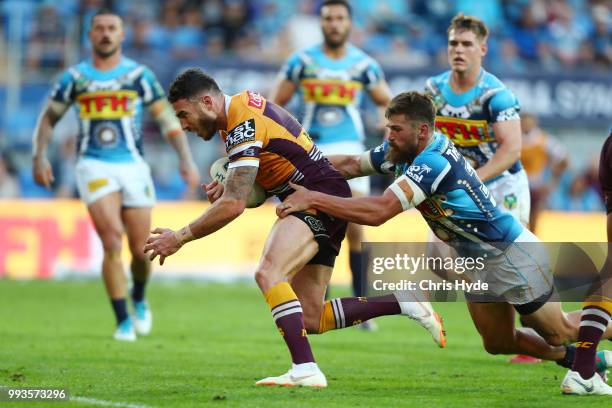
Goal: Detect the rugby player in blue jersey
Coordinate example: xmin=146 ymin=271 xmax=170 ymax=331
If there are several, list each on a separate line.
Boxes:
xmin=270 ymin=0 xmax=392 ymax=328
xmin=32 ymin=10 xmax=200 ymax=341
xmin=277 ymin=91 xmax=612 ymax=394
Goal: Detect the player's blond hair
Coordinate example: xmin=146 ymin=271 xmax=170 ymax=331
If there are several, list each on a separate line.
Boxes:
xmin=447 ymin=13 xmax=489 ymax=41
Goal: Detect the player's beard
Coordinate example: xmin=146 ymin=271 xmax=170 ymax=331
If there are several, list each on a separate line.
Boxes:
xmin=387 ymin=143 xmax=419 ymax=166
xmin=323 ymin=30 xmax=349 ymax=49
xmin=197 ymin=118 xmax=218 ymax=141
xmin=93 ymin=40 xmax=119 ymax=59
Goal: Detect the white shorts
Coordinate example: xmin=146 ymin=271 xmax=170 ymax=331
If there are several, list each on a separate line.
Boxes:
xmin=486 ymin=169 xmax=530 ymax=226
xmin=465 ymin=229 xmax=554 ymax=306
xmin=318 ymin=141 xmax=370 ymax=195
xmin=75 ymin=158 xmax=156 ymax=207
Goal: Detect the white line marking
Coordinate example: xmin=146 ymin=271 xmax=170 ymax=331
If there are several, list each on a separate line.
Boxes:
xmin=71 ymin=396 xmax=153 ymax=408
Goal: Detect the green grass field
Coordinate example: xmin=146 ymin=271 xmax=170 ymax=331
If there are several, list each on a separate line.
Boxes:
xmin=0 ymin=279 xmax=608 ymax=407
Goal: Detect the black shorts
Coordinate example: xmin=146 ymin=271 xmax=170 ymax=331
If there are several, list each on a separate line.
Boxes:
xmin=290 ymin=210 xmax=347 ymax=268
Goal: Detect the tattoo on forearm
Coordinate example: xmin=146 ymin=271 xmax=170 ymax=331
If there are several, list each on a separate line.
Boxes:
xmin=225 ymin=166 xmax=258 ymax=201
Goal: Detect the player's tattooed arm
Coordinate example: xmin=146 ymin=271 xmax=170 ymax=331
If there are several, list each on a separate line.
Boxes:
xmin=224 ymin=166 xmax=258 ymax=201
xmin=32 ymin=100 xmax=69 ymax=188
xmin=145 ymin=166 xmax=257 ymax=265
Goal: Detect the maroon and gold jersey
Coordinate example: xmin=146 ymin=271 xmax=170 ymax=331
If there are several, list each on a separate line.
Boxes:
xmin=220 ymin=90 xmax=348 ymax=199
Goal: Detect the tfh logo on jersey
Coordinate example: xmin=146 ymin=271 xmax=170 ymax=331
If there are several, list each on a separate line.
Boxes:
xmin=435 ymin=116 xmax=493 ymax=147
xmin=77 ymin=90 xmax=137 ymax=119
xmin=406 ymin=164 xmax=432 ymax=183
xmin=247 ymin=91 xmax=263 ymax=109
xmin=300 ymin=79 xmax=362 ymax=106
xmin=226 ymin=119 xmax=256 ymax=151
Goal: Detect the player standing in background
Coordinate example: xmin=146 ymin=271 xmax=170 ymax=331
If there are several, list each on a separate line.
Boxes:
xmin=425 ymin=14 xmax=528 ymax=226
xmin=144 ymin=69 xmax=444 ymax=388
xmin=31 ymin=10 xmax=200 ymax=341
xmin=425 ymin=13 xmax=535 ymax=363
xmin=269 ymin=0 xmax=392 ymax=324
xmin=520 ymin=113 xmax=569 ymax=233
xmin=561 ymin=131 xmax=612 ymax=395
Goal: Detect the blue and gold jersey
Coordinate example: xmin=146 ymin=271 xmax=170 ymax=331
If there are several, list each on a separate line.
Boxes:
xmin=369 ymin=133 xmax=524 ymax=247
xmin=50 ymin=57 xmax=165 ymax=162
xmin=281 ymin=43 xmax=384 ymax=145
xmin=425 ymin=69 xmax=522 ymax=178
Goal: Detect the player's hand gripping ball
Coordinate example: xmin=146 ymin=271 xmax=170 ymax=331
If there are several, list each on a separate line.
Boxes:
xmin=209 ymin=157 xmax=267 ymax=208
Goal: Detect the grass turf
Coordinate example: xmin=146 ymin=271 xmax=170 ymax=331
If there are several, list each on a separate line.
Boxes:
xmin=0 ymin=279 xmax=607 ymax=407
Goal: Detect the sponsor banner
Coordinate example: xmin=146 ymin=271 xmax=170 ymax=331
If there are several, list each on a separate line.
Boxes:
xmin=0 ymin=200 xmax=605 ymax=281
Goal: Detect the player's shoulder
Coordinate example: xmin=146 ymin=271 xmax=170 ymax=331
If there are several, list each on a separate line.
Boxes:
xmin=479 ymin=70 xmax=519 ymax=108
xmin=425 ymin=71 xmax=451 ymax=92
xmin=479 ymin=70 xmax=507 ymax=89
xmin=411 ymin=134 xmax=452 ymax=172
xmin=288 ymin=44 xmax=322 ymax=64
xmin=227 ymin=90 xmax=267 ymax=124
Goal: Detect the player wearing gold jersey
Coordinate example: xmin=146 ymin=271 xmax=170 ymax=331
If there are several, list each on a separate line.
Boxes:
xmin=144 ymin=68 xmax=444 ymax=388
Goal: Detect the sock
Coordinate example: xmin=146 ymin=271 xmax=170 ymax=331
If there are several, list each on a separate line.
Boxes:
xmin=349 ymin=250 xmax=363 ymax=296
xmin=131 ymin=281 xmax=146 ymax=303
xmin=265 ymin=282 xmax=315 ymax=364
xmin=318 ymin=294 xmax=401 ymax=333
xmin=111 ymin=298 xmax=128 ymax=325
xmin=572 ymin=306 xmax=611 ymax=379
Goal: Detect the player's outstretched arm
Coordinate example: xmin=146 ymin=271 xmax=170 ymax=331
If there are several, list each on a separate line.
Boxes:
xmin=31 ymin=100 xmax=68 ymax=188
xmin=328 ymin=148 xmax=388 ymax=180
xmin=144 ymin=166 xmax=257 ymax=265
xmin=277 ymin=182 xmax=403 ymax=226
xmin=327 ymin=154 xmax=363 ymax=179
xmin=149 ymin=99 xmax=200 ymax=188
xmin=476 ymin=120 xmax=521 ymax=182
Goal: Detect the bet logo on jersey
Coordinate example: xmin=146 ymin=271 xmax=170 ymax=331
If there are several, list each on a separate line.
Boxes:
xmin=226 ymin=119 xmax=256 ymax=151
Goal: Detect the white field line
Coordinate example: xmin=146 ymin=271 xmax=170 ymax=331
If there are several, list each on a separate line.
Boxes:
xmin=0 ymin=386 xmax=153 ymax=408
xmin=71 ymin=396 xmax=153 ymax=408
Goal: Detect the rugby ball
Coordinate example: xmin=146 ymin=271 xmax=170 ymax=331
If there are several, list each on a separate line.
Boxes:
xmin=209 ymin=157 xmax=267 ymax=208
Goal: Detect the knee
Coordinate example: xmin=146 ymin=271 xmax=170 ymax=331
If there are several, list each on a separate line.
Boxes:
xmin=128 ymin=240 xmax=147 ymax=261
xmin=254 ymin=261 xmax=282 ymax=293
xmin=99 ymin=229 xmax=122 ymax=253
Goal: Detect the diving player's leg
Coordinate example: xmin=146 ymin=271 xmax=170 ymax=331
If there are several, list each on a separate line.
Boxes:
xmin=253 ymin=215 xmax=325 ymax=387
xmin=467 ymin=302 xmax=567 ymax=360
xmin=122 ymin=207 xmax=153 ymax=336
xmin=120 ymin=160 xmax=156 ymax=336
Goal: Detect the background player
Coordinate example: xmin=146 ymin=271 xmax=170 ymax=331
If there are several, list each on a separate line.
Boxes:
xmin=277 ymin=91 xmax=612 ymax=394
xmin=31 ymin=10 xmax=200 ymax=341
xmin=269 ymin=0 xmax=392 ymax=320
xmin=425 ymin=13 xmax=534 ymax=363
xmin=425 ymin=13 xmax=528 ymax=226
xmin=144 ymin=69 xmax=443 ymax=388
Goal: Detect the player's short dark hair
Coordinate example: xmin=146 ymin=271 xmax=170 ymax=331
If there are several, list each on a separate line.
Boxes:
xmin=91 ymin=8 xmax=122 ymax=25
xmin=319 ymin=0 xmax=352 ymax=17
xmin=386 ymin=92 xmax=436 ymax=128
xmin=168 ymin=68 xmax=222 ymax=103
xmin=448 ymin=13 xmax=488 ymax=41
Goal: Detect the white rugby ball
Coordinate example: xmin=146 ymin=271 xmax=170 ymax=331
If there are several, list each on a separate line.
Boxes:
xmin=209 ymin=157 xmax=267 ymax=208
